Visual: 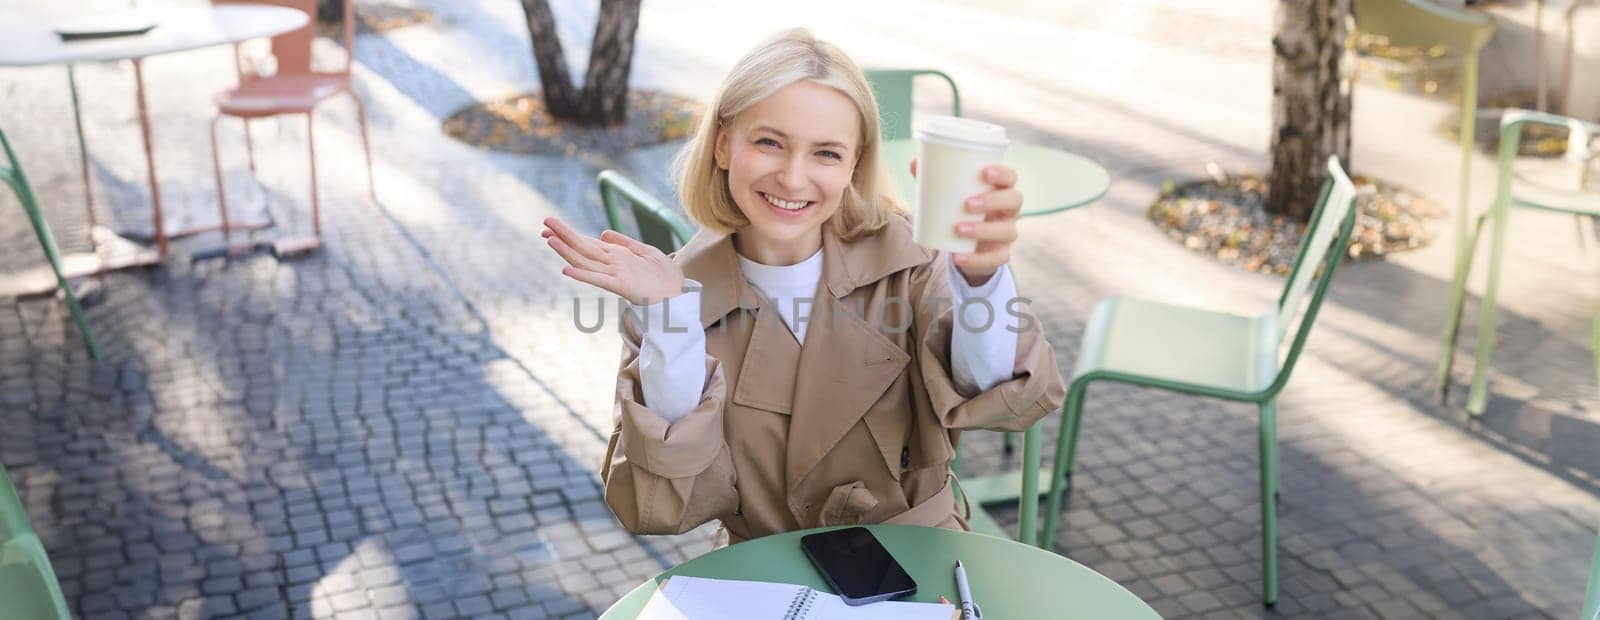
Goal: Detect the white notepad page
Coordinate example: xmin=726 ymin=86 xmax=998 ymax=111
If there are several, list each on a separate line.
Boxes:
xmin=636 ymin=576 xmax=957 ymax=620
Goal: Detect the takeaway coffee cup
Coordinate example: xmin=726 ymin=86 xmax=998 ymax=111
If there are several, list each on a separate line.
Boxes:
xmin=912 ymin=116 xmax=1010 ymax=253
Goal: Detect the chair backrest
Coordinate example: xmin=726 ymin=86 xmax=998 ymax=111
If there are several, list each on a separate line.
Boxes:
xmin=1352 ymin=0 xmax=1497 ymax=56
xmin=214 ymin=0 xmax=354 ymax=76
xmin=0 ymin=465 xmax=71 ymax=620
xmin=0 ymin=464 xmax=27 ymax=542
xmin=1493 ymin=109 xmax=1600 ymax=209
xmin=862 ymin=69 xmax=962 ymax=141
xmin=1268 ymin=157 xmax=1359 ymax=393
xmin=597 ymin=170 xmax=694 ymax=254
xmin=1496 ymin=109 xmax=1600 ymax=162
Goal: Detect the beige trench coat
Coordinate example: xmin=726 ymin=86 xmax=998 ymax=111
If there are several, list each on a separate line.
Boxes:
xmin=600 ymin=215 xmax=1067 ymax=543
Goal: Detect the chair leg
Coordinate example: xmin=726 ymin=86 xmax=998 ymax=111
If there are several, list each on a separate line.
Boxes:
xmin=1584 ymin=525 xmax=1600 ymax=620
xmin=57 ymin=274 xmax=102 ymax=362
xmin=1437 ymin=212 xmax=1492 ymax=402
xmin=1018 ymin=424 xmax=1041 ymax=547
xmin=1467 ymin=198 xmax=1515 ymax=415
xmin=1040 ymin=379 xmax=1088 ymax=550
xmin=349 ymin=91 xmax=377 ymax=202
xmin=1454 ymin=53 xmax=1480 ymax=268
xmin=306 ymin=112 xmax=321 ymax=239
xmin=1259 ymin=398 xmax=1279 ymax=606
xmin=209 ymin=116 xmax=232 ymax=241
xmin=243 ymin=118 xmax=256 ymax=174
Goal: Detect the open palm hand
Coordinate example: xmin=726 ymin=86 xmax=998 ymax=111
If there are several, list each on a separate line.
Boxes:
xmin=541 ymin=217 xmax=686 ymax=306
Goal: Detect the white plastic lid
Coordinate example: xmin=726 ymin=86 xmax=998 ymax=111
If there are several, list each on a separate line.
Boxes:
xmin=914 ymin=116 xmax=1008 ymax=150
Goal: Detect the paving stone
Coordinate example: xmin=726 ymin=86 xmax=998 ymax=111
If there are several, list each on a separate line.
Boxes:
xmin=376 ymin=606 xmax=421 ymax=620
xmin=453 ymin=595 xmax=493 ymax=617
xmin=542 ymin=597 xmax=587 ymax=617
xmin=418 ymin=602 xmax=454 ymax=620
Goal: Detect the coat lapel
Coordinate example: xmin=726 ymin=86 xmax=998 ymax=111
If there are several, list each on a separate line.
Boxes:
xmin=786 ymin=290 xmax=910 ymax=490
xmin=785 ymin=217 xmax=931 ymax=492
xmin=679 ymin=229 xmax=801 ymax=415
xmin=731 ymin=300 xmax=800 ymax=415
xmin=675 ymin=228 xmax=761 ymax=329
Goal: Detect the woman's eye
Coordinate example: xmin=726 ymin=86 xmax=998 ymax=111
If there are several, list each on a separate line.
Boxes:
xmin=816 ymin=150 xmax=843 ymax=161
xmin=756 ymin=137 xmax=780 ymax=148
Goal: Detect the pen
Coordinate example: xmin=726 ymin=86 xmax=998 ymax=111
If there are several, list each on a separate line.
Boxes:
xmin=954 ymin=560 xmax=981 ymax=620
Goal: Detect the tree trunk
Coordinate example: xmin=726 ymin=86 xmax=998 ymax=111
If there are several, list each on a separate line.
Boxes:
xmin=577 ymin=0 xmax=642 ymax=125
xmin=317 ymin=0 xmax=341 ymax=23
xmin=1267 ymin=0 xmax=1353 ymax=222
xmin=520 ymin=0 xmax=582 ymax=118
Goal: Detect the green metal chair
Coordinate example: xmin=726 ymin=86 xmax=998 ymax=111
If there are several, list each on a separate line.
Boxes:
xmin=1586 ymin=530 xmax=1600 ymax=620
xmin=2 ymin=129 xmax=103 ymax=362
xmin=0 ymin=465 xmax=72 ymax=620
xmin=1352 ymin=0 xmax=1496 ymax=281
xmin=597 ymin=170 xmax=694 ymax=254
xmin=1038 ymin=157 xmax=1359 ymax=606
xmin=862 ymin=69 xmax=962 ymax=140
xmin=1438 ymin=110 xmax=1600 ymax=414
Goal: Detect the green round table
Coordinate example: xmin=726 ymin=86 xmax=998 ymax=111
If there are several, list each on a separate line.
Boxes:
xmin=880 ymin=140 xmax=1111 ymax=217
xmin=600 ymin=525 xmax=1160 ymax=619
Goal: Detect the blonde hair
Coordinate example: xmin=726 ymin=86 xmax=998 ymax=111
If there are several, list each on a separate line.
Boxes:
xmin=676 ymin=28 xmax=901 ymax=241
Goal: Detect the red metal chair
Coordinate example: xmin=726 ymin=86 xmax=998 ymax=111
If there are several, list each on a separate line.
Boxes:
xmin=208 ymin=0 xmax=375 ymax=256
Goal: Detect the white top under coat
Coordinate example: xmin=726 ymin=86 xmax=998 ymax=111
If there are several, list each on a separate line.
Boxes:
xmin=736 ymin=248 xmax=825 ymax=344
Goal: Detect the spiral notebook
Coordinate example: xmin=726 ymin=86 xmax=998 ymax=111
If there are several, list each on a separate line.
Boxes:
xmin=636 ymin=576 xmax=958 ymax=620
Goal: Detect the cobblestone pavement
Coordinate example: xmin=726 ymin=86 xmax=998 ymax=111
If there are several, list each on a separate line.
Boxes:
xmin=2 ymin=0 xmax=1598 ymax=618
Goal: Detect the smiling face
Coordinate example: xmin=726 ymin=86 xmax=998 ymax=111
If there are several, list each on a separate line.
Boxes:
xmin=714 ymin=80 xmax=862 ymax=265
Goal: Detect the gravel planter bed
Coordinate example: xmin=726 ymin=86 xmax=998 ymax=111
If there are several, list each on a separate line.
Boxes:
xmin=317 ymin=2 xmax=434 ymax=37
xmin=1149 ymin=172 xmax=1446 ymax=275
xmin=443 ymin=90 xmax=704 ymax=156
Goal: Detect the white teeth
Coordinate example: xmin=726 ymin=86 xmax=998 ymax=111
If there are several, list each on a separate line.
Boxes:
xmin=761 ymin=193 xmax=809 ymax=211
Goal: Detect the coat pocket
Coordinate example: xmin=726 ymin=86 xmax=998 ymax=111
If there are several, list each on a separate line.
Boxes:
xmin=819 ymin=480 xmax=880 ymax=526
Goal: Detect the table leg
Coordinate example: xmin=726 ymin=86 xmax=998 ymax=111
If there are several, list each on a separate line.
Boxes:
xmin=129 ymin=60 xmax=264 ymax=251
xmin=131 ymin=58 xmax=167 ymax=257
xmin=67 ymin=65 xmax=95 ymax=231
xmin=1018 ymin=425 xmax=1041 ymax=547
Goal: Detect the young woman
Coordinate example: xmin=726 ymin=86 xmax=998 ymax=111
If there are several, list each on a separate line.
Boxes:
xmin=542 ymin=28 xmax=1065 ymax=544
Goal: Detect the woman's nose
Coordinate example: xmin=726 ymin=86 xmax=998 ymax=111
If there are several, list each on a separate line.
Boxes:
xmin=777 ymin=155 xmax=808 ymax=190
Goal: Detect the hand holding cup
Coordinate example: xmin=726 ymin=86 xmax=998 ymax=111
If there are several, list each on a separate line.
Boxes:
xmin=909 ymin=158 xmax=1022 ymax=287
xmin=908 ymin=116 xmax=1021 ymax=287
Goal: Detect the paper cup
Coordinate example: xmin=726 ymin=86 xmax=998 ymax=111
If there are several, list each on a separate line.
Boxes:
xmin=912 ymin=116 xmax=1009 ymax=253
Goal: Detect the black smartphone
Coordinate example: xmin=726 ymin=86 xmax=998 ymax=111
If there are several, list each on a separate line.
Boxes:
xmin=799 ymin=526 xmax=917 ymax=606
